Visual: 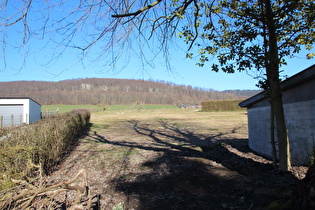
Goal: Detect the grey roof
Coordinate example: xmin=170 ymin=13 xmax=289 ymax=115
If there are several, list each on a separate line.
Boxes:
xmin=239 ymin=64 xmax=315 ymax=107
xmin=0 ymin=97 xmax=41 ymax=106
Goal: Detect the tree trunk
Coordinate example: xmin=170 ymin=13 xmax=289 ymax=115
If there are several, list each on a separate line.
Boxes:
xmin=264 ymin=0 xmax=291 ymax=171
xmin=268 ymin=73 xmax=291 ymax=171
xmin=270 ymin=99 xmax=277 ymax=166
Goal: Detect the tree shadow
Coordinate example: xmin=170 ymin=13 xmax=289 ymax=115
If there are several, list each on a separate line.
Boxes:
xmin=114 ymin=155 xmax=247 ymax=209
xmin=90 ymin=120 xmax=298 ymax=209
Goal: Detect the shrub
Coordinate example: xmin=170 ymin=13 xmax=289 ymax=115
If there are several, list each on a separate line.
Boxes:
xmin=201 ymin=100 xmax=245 ymax=112
xmin=0 ymin=127 xmax=13 ymax=138
xmin=0 ymin=109 xmax=90 ymax=191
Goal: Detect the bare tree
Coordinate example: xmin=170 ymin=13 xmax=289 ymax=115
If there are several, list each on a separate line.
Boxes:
xmin=0 ymin=0 xmax=188 ymax=72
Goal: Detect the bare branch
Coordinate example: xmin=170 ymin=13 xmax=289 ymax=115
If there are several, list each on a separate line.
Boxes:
xmin=0 ymin=167 xmax=93 ymax=209
xmin=112 ymin=0 xmax=162 ymax=18
xmin=187 ymin=0 xmax=200 ymax=51
xmin=4 ymin=0 xmax=32 ymax=27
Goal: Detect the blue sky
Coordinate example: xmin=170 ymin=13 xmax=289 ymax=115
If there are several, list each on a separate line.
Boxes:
xmin=0 ymin=2 xmax=314 ymax=91
xmin=1 ymin=45 xmax=314 ymax=91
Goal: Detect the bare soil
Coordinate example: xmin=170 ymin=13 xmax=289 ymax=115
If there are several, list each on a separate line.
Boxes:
xmin=47 ymin=110 xmax=308 ymax=209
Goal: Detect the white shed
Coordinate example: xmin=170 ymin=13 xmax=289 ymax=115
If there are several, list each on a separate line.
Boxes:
xmin=0 ymin=97 xmax=41 ymax=126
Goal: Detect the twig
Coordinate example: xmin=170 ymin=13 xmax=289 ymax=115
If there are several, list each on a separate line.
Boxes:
xmin=0 ymin=168 xmax=92 ymax=209
xmin=112 ymin=0 xmax=162 ymax=18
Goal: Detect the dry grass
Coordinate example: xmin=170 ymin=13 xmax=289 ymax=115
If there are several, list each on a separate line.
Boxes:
xmin=91 ymin=109 xmax=248 ymax=141
xmin=63 ymin=109 xmax=266 ymax=209
xmin=3 ymin=108 xmax=305 ymax=209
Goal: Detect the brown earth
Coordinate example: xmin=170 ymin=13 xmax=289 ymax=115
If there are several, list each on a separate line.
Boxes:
xmin=46 ymin=110 xmax=308 ymax=209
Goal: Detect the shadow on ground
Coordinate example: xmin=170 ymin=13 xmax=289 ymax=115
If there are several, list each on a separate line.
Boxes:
xmin=90 ymin=120 xmax=298 ymax=209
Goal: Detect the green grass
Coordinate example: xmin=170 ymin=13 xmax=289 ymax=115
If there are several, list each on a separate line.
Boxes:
xmin=42 ymin=105 xmax=97 ymax=113
xmin=42 ymin=104 xmax=178 ymax=113
xmin=103 ymin=104 xmax=178 ymax=111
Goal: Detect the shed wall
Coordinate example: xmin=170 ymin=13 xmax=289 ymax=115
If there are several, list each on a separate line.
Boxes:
xmin=247 ymin=78 xmax=315 ymax=165
xmin=0 ymin=98 xmax=41 ymax=125
xmin=0 ymin=99 xmax=28 ymax=124
xmin=248 ymin=100 xmax=315 ymax=165
xmin=0 ymin=104 xmax=23 ymax=125
xmin=29 ymin=99 xmax=41 ymax=123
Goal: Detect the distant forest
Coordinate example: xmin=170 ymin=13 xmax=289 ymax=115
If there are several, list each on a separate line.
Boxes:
xmin=0 ymin=78 xmax=261 ymax=105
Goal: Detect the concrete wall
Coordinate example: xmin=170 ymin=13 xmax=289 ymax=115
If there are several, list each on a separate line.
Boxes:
xmin=286 ymin=100 xmax=315 ymax=165
xmin=247 ymin=106 xmax=272 ymax=161
xmin=247 ymin=78 xmax=315 ymax=165
xmin=248 ymin=100 xmax=315 ymax=165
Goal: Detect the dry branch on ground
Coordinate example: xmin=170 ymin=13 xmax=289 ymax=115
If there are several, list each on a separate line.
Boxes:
xmin=0 ymin=166 xmax=93 ymax=209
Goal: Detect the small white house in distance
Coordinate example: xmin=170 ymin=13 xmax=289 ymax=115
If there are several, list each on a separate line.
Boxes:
xmin=0 ymin=97 xmax=41 ymax=126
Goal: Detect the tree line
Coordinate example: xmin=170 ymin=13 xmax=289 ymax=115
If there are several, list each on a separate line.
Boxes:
xmin=0 ymin=78 xmax=260 ymax=105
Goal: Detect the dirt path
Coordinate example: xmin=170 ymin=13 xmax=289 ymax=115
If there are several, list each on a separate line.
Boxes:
xmin=47 ymin=110 xmax=307 ymax=209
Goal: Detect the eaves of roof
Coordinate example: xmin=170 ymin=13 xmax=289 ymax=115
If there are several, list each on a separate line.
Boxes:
xmin=239 ymin=64 xmax=315 ymax=108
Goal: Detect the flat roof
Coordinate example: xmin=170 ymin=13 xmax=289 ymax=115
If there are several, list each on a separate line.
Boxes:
xmin=0 ymin=97 xmax=41 ymax=106
xmin=239 ymin=64 xmax=315 ymax=107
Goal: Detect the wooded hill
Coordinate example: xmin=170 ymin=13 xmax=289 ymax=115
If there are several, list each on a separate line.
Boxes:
xmin=0 ymin=78 xmax=261 ymax=105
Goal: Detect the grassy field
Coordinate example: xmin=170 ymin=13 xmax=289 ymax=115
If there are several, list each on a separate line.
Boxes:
xmin=41 ymin=104 xmax=246 ymax=137
xmin=40 ymin=108 xmax=295 ymax=209
xmin=2 ymin=108 xmax=304 ymax=209
xmin=91 ymin=108 xmax=248 ymax=136
xmin=41 ymin=104 xmax=178 ymax=113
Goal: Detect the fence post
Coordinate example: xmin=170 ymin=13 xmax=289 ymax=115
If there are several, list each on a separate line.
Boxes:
xmin=11 ymin=115 xmax=14 ymax=126
xmin=0 ymin=116 xmax=2 ymax=128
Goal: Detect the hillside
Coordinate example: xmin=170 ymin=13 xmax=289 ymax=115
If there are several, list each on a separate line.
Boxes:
xmin=222 ymin=89 xmax=262 ymax=98
xmin=0 ymin=78 xmax=261 ymax=105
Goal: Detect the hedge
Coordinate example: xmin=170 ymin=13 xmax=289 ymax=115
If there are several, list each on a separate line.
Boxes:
xmin=201 ymin=100 xmax=245 ymax=112
xmin=0 ymin=109 xmax=90 ymax=191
